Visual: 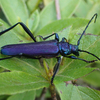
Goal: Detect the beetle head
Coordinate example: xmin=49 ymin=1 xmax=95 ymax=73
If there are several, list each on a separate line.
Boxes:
xmin=71 ymin=45 xmax=79 ymax=56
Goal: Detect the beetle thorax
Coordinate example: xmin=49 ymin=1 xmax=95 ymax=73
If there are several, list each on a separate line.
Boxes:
xmin=59 ymin=42 xmax=79 ymax=56
xmin=59 ymin=42 xmax=71 ymax=56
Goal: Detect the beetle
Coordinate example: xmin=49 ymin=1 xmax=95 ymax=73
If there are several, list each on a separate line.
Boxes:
xmin=0 ymin=13 xmax=99 ymax=84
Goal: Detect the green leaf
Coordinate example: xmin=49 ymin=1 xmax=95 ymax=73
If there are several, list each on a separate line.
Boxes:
xmin=0 ymin=67 xmax=5 ymax=72
xmin=0 ymin=71 xmax=49 ymax=94
xmin=74 ymin=1 xmax=100 ymax=36
xmin=28 ymin=10 xmax=40 ymax=33
xmin=43 ymin=0 xmax=52 ymax=6
xmin=0 ymin=95 xmax=9 ymax=100
xmin=35 ymin=0 xmax=80 ymax=33
xmin=0 ymin=0 xmax=28 ymax=24
xmin=27 ymin=0 xmax=41 ymax=13
xmin=37 ymin=18 xmax=89 ymax=37
xmin=82 ymin=70 xmax=100 ymax=87
xmin=75 ymin=0 xmax=100 ymax=18
xmin=56 ymin=83 xmax=100 ymax=100
xmin=8 ymin=90 xmax=35 ymax=100
xmin=0 ymin=58 xmax=42 ymax=76
xmin=54 ymin=67 xmax=95 ymax=84
xmin=0 ymin=22 xmax=3 ymax=26
xmin=74 ymin=0 xmax=92 ymax=17
xmin=59 ymin=0 xmax=80 ymax=19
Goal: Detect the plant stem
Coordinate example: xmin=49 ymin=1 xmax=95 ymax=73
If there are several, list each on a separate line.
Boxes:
xmin=55 ymin=0 xmax=61 ymax=20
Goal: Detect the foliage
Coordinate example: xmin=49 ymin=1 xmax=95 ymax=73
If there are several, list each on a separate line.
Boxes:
xmin=0 ymin=0 xmax=100 ymax=99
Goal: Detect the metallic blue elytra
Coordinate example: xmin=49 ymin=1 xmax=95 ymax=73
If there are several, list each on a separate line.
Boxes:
xmin=0 ymin=13 xmax=99 ymax=84
xmin=1 ymin=40 xmax=59 ymax=58
xmin=1 ymin=39 xmax=79 ymax=58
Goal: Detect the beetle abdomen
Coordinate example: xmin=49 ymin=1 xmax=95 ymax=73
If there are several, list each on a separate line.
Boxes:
xmin=1 ymin=40 xmax=59 ymax=58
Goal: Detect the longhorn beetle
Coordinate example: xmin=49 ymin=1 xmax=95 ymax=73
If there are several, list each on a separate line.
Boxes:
xmin=0 ymin=13 xmax=99 ymax=84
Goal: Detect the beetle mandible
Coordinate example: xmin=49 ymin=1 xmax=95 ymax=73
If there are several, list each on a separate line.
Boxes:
xmin=0 ymin=13 xmax=99 ymax=84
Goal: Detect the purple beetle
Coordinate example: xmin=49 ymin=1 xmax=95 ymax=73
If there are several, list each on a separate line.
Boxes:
xmin=0 ymin=13 xmax=99 ymax=84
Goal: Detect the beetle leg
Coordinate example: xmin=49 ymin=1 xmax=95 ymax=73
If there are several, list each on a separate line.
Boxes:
xmin=0 ymin=54 xmax=42 ymax=60
xmin=66 ymin=56 xmax=97 ymax=63
xmin=51 ymin=57 xmax=61 ymax=84
xmin=0 ymin=56 xmax=16 ymax=60
xmin=35 ymin=33 xmax=59 ymax=41
xmin=61 ymin=37 xmax=69 ymax=42
xmin=0 ymin=22 xmax=37 ymax=42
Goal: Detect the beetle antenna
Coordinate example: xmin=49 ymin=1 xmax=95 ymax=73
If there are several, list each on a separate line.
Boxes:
xmin=78 ymin=49 xmax=100 ymax=60
xmin=77 ymin=13 xmax=97 ymax=46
